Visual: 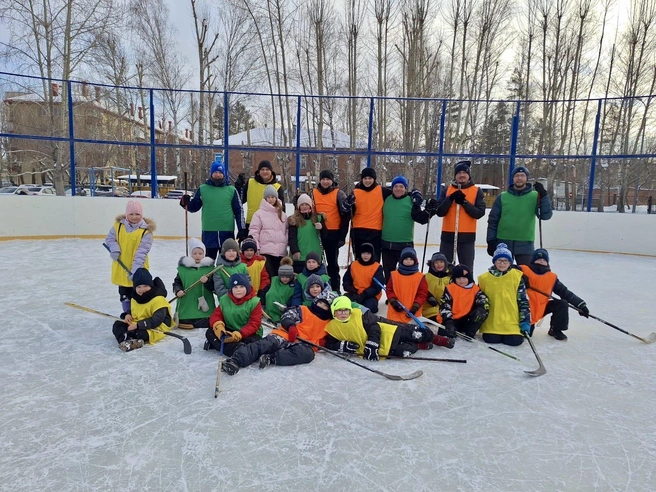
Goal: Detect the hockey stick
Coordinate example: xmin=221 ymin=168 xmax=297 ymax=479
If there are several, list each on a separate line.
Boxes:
xmin=528 ymin=286 xmax=656 ymax=344
xmin=64 ymin=302 xmax=192 ymax=354
xmin=298 ymin=337 xmax=423 ymax=381
xmin=373 ymin=277 xmax=431 ymax=333
xmin=102 ymin=242 xmax=132 ymax=276
xmin=167 ymin=264 xmax=223 ymax=304
xmin=378 ymin=355 xmax=466 ymax=363
xmin=523 ymin=334 xmax=547 ymax=377
xmin=421 ymin=214 xmax=432 ymax=273
xmin=214 ymin=334 xmax=226 ymax=398
xmin=184 ymin=172 xmax=189 ymax=256
xmin=453 ymin=183 xmax=461 ymax=263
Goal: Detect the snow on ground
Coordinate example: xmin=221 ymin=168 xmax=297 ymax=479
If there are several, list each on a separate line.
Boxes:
xmin=1 ymin=238 xmax=655 ymax=491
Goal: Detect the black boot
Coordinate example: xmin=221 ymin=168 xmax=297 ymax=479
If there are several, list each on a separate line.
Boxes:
xmin=548 ymin=328 xmax=568 ymax=341
xmin=221 ymin=358 xmax=240 ymax=375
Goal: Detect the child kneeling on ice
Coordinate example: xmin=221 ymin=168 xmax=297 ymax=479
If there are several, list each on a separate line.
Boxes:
xmin=422 ymin=252 xmax=452 ymax=323
xmin=213 ymin=239 xmax=249 ymax=298
xmin=264 ymin=257 xmax=296 ymax=324
xmin=519 ymin=248 xmax=589 ymax=341
xmin=324 ymin=296 xmax=453 ymax=360
xmin=477 ymin=243 xmax=531 ymax=346
xmin=342 ymin=242 xmax=384 ymax=313
xmin=220 ymin=290 xmax=338 ymax=375
xmin=204 ymin=273 xmax=262 ymax=356
xmin=112 ymin=268 xmax=173 ymax=352
xmin=172 ymin=238 xmax=216 ymax=329
xmin=439 ymin=264 xmax=489 ymax=339
xmin=240 ymin=237 xmax=270 ymax=302
xmin=291 ymin=251 xmax=330 ymax=306
xmin=385 ymin=247 xmax=428 ymax=323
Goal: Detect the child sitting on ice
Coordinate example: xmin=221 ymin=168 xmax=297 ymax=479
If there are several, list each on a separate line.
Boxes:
xmin=342 ymin=242 xmax=384 ymax=313
xmin=518 ymin=248 xmax=589 ymax=341
xmin=240 ymin=237 xmax=270 ymax=302
xmin=172 ymin=238 xmax=216 ymax=329
xmin=213 ymin=238 xmax=249 ymax=299
xmin=112 ymin=268 xmax=173 ymax=352
xmin=385 ymin=247 xmax=428 ymax=323
xmin=324 ymin=296 xmax=453 ymax=361
xmin=288 ymin=193 xmax=324 ymax=274
xmin=205 ymin=273 xmax=262 ymax=356
xmin=293 ymin=273 xmax=331 ymax=307
xmin=439 ymin=264 xmax=489 ymax=339
xmin=477 ymin=243 xmax=530 ymax=346
xmin=220 ymin=290 xmax=339 ymax=375
xmin=105 ymin=200 xmax=155 ymax=313
xmin=291 ymin=251 xmax=331 ymax=306
xmin=422 ymin=252 xmax=451 ymax=323
xmin=264 ymin=258 xmax=296 ymax=324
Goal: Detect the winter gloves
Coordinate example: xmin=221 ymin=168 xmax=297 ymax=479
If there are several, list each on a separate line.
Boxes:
xmin=520 ymin=321 xmax=531 ymax=334
xmin=410 ymin=189 xmax=423 ymax=207
xmin=533 ymin=182 xmax=548 ymax=198
xmin=443 ymin=320 xmax=456 ymax=339
xmin=450 ymin=189 xmax=466 ymax=205
xmin=338 ymin=341 xmax=360 ymax=354
xmin=487 ymin=239 xmax=498 ymax=257
xmin=223 ymin=330 xmax=243 ymax=344
xmin=577 ymin=301 xmax=590 ymax=317
xmin=363 ymin=340 xmax=380 ymax=361
xmin=179 ymin=194 xmax=191 ymax=208
xmin=287 ymin=325 xmax=299 ymax=343
xmin=212 ymin=321 xmax=226 ymax=339
xmin=389 ymin=299 xmax=404 ymax=312
xmin=424 ymin=198 xmax=438 ymax=215
xmin=426 ymin=295 xmax=439 ymax=307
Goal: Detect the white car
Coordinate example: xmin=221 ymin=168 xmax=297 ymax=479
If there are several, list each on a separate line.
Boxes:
xmin=0 ymin=185 xmax=55 ymax=195
xmin=25 ymin=185 xmax=56 ymax=196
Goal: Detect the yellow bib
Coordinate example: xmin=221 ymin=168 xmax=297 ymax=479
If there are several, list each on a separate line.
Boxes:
xmin=325 ymin=309 xmax=396 ymax=356
xmin=131 ymin=295 xmax=173 ymax=344
xmin=111 ymin=222 xmax=150 ymax=287
xmin=478 ymin=269 xmax=522 ymax=336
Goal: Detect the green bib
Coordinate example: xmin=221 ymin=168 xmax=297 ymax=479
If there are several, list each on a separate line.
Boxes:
xmin=297 ymin=272 xmax=331 ymax=305
xmin=199 ymin=184 xmax=236 ymax=232
xmin=497 ymin=191 xmax=538 ymax=242
xmin=296 ymin=220 xmax=322 ymax=260
xmin=382 ymin=195 xmax=414 ymax=243
xmin=264 ymin=277 xmax=295 ymax=322
xmin=175 ymin=265 xmax=217 ymax=320
xmin=219 ymin=294 xmax=262 ymax=337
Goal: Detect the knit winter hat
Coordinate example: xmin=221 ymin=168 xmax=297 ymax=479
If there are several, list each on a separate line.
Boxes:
xmin=532 ymin=248 xmax=550 ymax=264
xmin=331 ymin=296 xmax=353 ymax=318
xmin=400 ymin=247 xmax=418 ymax=264
xmin=240 ymin=237 xmax=258 ymax=253
xmin=361 ymin=167 xmax=377 ymax=180
xmin=263 ymin=184 xmax=278 ymax=199
xmin=317 ymin=289 xmax=338 ymax=305
xmin=125 ymin=200 xmax=143 ymax=216
xmin=278 ymin=262 xmax=295 ymax=280
xmin=454 ymin=160 xmax=472 ymax=177
xmin=229 ymin=273 xmax=251 ymax=291
xmin=189 ymin=237 xmax=206 ymax=255
xmin=493 ymin=242 xmax=513 ymax=263
xmin=305 ymin=251 xmax=321 ymax=264
xmin=451 ymin=264 xmax=474 ymax=284
xmin=132 ymin=267 xmax=154 ymax=287
xmin=430 ymin=252 xmax=448 ymax=266
xmin=360 ymin=243 xmax=375 ymax=256
xmin=305 ymin=274 xmax=325 ymax=290
xmin=221 ymin=238 xmax=240 ymax=255
xmin=319 ymin=169 xmax=334 ymax=181
xmin=258 ymin=160 xmax=273 ymax=171
xmin=391 ymin=175 xmax=408 ymax=188
xmin=210 ymin=160 xmax=224 ymax=176
xmin=296 ymin=193 xmax=313 ymax=209
xmin=512 ymin=166 xmax=530 ymax=179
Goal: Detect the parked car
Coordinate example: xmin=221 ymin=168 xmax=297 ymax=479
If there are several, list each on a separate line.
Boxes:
xmin=65 ymin=188 xmax=89 ymax=196
xmin=92 ymin=185 xmax=131 ymax=197
xmin=130 ymin=190 xmax=157 ymax=198
xmin=164 ymin=190 xmax=192 ymax=199
xmin=0 ymin=185 xmax=54 ymax=195
xmin=0 ymin=186 xmax=28 ymax=195
xmin=25 ymin=185 xmax=56 ymax=196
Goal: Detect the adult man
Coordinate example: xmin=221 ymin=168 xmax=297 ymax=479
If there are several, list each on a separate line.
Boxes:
xmin=341 ymin=167 xmax=387 ymax=261
xmin=312 ymin=169 xmax=350 ymax=292
xmin=180 ymin=158 xmax=246 ymax=260
xmin=432 ymin=161 xmax=486 ymax=269
xmin=380 ymin=175 xmax=430 ymax=281
xmin=486 ymin=166 xmax=552 ymax=265
xmin=240 ymin=160 xmax=285 ymax=237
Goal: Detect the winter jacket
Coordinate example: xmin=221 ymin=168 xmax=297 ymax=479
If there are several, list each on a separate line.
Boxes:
xmin=385 ymin=270 xmax=428 ymax=323
xmin=478 ymin=267 xmax=530 ymax=336
xmin=487 ymin=183 xmax=553 ymax=256
xmin=381 ymin=193 xmax=429 ymax=249
xmin=241 ymin=252 xmax=270 ymax=293
xmin=288 ymin=212 xmax=323 ymax=260
xmin=127 ymin=277 xmax=173 ymax=344
xmin=265 ymin=276 xmax=296 ymax=323
xmin=212 ymin=255 xmax=250 ymax=298
xmin=276 ymin=304 xmax=332 ymax=347
xmin=325 ymin=308 xmax=397 ymax=357
xmin=440 ymin=283 xmax=489 ymax=322
xmin=172 ymin=256 xmax=216 ymax=320
xmin=210 ymin=287 xmax=263 ymax=338
xmin=435 ymin=179 xmax=486 ymax=243
xmin=342 ymin=260 xmax=384 ymax=300
xmin=292 ymin=264 xmax=331 ymax=306
xmin=519 ymin=264 xmax=585 ymax=323
xmin=105 ymin=215 xmax=155 ymax=287
xmin=422 ymin=269 xmax=451 ymax=320
xmin=342 ymin=183 xmax=389 ymax=232
xmin=249 ymin=198 xmax=289 ymax=257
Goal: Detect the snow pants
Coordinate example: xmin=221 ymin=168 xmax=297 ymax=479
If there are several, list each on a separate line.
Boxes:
xmin=112 ymin=320 xmax=150 ymax=344
xmin=231 ymin=334 xmax=315 ymax=367
xmin=205 ymin=328 xmax=261 ymax=357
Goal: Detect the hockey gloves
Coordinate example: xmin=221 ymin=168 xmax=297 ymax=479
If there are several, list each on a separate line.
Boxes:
xmin=577 ymin=302 xmax=590 ymax=318
xmin=450 ymin=189 xmax=466 ymax=205
xmin=338 ymin=340 xmax=360 ymax=354
xmin=443 ymin=320 xmax=456 ymax=339
xmin=424 ymin=197 xmax=439 ymax=215
xmin=390 ymin=299 xmax=405 ymax=313
xmin=363 ymin=340 xmax=380 ymax=361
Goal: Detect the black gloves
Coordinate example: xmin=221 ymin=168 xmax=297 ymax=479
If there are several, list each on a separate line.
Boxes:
xmin=236 ymin=229 xmax=248 ymax=241
xmin=180 ymin=194 xmax=191 ymax=208
xmin=487 ymin=239 xmax=497 ymax=257
xmin=427 ymin=295 xmax=439 ymax=307
xmin=577 ymin=302 xmax=589 ymax=318
xmin=410 ymin=189 xmax=423 ymax=207
xmin=390 ymin=299 xmax=405 ymax=312
xmin=443 ymin=320 xmax=456 ymax=339
xmin=343 ymin=193 xmax=356 ymax=211
xmin=363 ymin=340 xmax=380 ymax=361
xmin=450 ymin=190 xmax=466 ymax=205
xmin=471 ymin=306 xmax=489 ymax=324
xmin=534 ymin=182 xmax=547 ymax=198
xmin=338 ymin=340 xmax=360 ymax=354
xmin=425 ymin=198 xmax=438 ymax=215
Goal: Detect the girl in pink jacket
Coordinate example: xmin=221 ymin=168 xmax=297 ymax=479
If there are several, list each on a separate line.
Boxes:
xmin=250 ymin=185 xmax=289 ymax=280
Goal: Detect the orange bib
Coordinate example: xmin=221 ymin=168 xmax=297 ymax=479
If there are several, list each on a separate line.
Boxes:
xmin=442 ymin=185 xmax=479 ymax=233
xmin=446 ymin=283 xmax=480 ymax=320
xmin=387 ymin=271 xmax=423 ymax=322
xmin=520 ymin=265 xmax=557 ymax=323
xmin=352 ymin=187 xmax=384 ymax=230
xmin=313 ymin=189 xmax=341 ymax=231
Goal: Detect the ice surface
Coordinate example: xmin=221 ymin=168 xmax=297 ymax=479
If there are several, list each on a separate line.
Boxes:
xmin=1 ymin=238 xmax=655 ymax=491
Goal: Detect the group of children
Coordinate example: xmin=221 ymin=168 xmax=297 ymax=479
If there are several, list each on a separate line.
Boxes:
xmin=105 ymin=200 xmax=590 ymax=367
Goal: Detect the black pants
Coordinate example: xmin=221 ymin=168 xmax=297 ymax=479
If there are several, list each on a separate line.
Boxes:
xmin=382 ymin=248 xmax=405 ymax=283
xmin=263 ymin=254 xmax=283 ymax=281
xmin=231 ymin=334 xmax=315 ymax=367
xmin=204 ymin=328 xmax=261 ymax=357
xmin=388 ymin=324 xmax=432 ymax=356
xmin=439 ymin=239 xmax=475 ymax=270
xmin=112 ymin=320 xmax=149 ymax=343
xmin=321 ymin=236 xmax=342 ymax=292
xmin=540 ymin=299 xmax=569 ymax=331
xmin=351 ymin=229 xmax=382 ymax=263
xmin=482 ymin=333 xmax=524 ymax=346
xmin=514 ymin=254 xmax=532 ymax=266
xmin=433 ymin=317 xmax=483 ymax=339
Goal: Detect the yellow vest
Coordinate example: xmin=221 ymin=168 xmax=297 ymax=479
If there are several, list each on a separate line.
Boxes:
xmin=111 ymin=222 xmax=150 ymax=287
xmin=246 ymin=178 xmax=281 ymax=224
xmin=325 ymin=309 xmax=396 ymax=356
xmin=246 ymin=258 xmax=266 ymax=292
xmin=130 ymin=295 xmax=173 ymax=344
xmin=422 ymin=273 xmax=450 ymax=319
xmin=478 ymin=269 xmax=522 ymax=335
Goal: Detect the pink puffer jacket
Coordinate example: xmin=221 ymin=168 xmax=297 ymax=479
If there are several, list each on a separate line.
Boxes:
xmin=250 ymin=198 xmax=289 ymax=257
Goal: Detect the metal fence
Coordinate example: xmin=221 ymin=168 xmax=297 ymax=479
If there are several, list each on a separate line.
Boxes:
xmin=2 ymin=71 xmax=656 ymax=212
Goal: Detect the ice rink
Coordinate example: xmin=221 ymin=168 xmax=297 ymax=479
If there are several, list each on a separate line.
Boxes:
xmin=1 ymin=238 xmax=655 ymax=491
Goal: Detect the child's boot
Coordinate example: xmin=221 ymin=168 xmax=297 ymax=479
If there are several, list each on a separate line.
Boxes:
xmin=548 ymin=328 xmax=568 ymax=341
xmin=433 ymin=334 xmax=455 ymax=349
xmin=221 ymin=358 xmax=240 ymax=375
xmin=119 ymin=339 xmax=144 ymax=352
xmin=259 ymin=354 xmax=275 ymax=369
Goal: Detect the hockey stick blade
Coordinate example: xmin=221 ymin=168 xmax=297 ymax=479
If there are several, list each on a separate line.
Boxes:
xmin=642 ymin=332 xmax=656 ymax=344
xmin=456 ymin=331 xmax=521 ymax=361
xmin=524 ymin=335 xmax=546 ymax=377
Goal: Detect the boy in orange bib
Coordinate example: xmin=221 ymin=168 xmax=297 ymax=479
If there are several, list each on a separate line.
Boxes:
xmin=439 ymin=264 xmax=489 ymax=339
xmin=385 ymin=247 xmax=428 ymax=323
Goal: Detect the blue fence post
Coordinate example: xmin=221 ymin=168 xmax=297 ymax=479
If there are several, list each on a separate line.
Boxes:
xmin=366 ymin=97 xmax=375 ymax=169
xmin=435 ymin=100 xmax=447 ymax=198
xmin=149 ymin=89 xmax=157 ymax=197
xmin=66 ymin=80 xmax=76 ymax=196
xmin=223 ymin=91 xmax=230 ymax=176
xmin=587 ymin=99 xmax=603 ymax=212
xmin=508 ymin=100 xmax=521 ymax=184
xmin=295 ymin=96 xmax=302 ymax=191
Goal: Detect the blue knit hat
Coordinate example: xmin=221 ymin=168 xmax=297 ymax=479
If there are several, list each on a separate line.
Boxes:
xmin=532 ymin=248 xmax=550 ymax=264
xmin=229 ymin=273 xmax=251 ymax=292
xmin=400 ymin=247 xmax=417 ymax=264
xmin=210 ymin=159 xmax=224 ymax=176
xmin=492 ymin=243 xmax=513 ymax=263
xmin=132 ymin=267 xmax=154 ymax=287
xmin=512 ymin=166 xmax=529 ymax=179
xmin=391 ymin=175 xmax=408 ymax=188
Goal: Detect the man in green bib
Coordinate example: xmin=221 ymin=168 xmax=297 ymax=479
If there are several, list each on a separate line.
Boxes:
xmin=486 ymin=166 xmax=552 ymax=265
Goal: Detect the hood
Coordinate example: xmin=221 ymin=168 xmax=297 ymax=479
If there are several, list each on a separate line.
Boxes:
xmin=179 ymin=256 xmax=215 ymax=268
xmin=115 ymin=215 xmax=156 ymax=232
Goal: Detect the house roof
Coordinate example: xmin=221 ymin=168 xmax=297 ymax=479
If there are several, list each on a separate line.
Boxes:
xmin=214 ymin=127 xmax=367 ymax=149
